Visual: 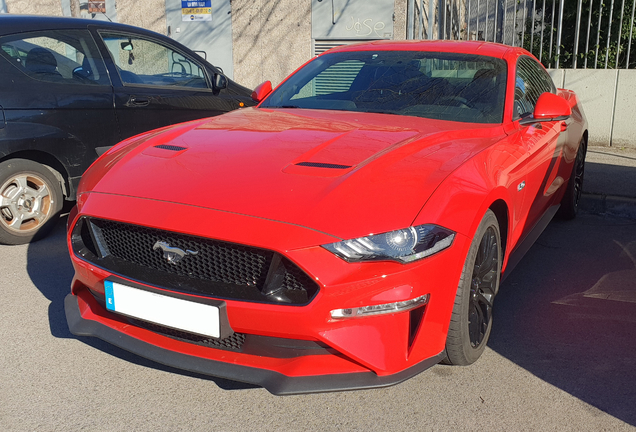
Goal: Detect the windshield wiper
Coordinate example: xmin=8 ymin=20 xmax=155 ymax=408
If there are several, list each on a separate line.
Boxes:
xmin=276 ymin=105 xmax=300 ymax=108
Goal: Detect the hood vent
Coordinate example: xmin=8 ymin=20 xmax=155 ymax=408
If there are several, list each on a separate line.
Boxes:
xmin=295 ymin=162 xmax=352 ymax=169
xmin=154 ymin=144 xmax=187 ymax=151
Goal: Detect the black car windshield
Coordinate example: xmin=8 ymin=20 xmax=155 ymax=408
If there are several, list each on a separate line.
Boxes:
xmin=260 ymin=50 xmax=507 ymax=124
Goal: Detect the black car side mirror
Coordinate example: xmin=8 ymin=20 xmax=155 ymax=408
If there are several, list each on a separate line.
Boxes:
xmin=214 ymin=73 xmax=228 ymax=90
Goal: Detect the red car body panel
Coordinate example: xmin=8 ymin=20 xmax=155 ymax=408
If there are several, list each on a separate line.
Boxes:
xmin=65 ymin=40 xmax=588 ymax=394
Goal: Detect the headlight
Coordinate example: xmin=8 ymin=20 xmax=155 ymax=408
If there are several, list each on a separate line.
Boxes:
xmin=323 ymin=224 xmax=455 ymax=263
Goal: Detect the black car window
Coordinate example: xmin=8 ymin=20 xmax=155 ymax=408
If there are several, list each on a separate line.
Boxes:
xmin=0 ymin=29 xmax=110 ymax=85
xmin=99 ymin=32 xmax=209 ymax=89
xmin=261 ymin=51 xmax=508 ymax=124
xmin=513 ymin=56 xmax=556 ymax=120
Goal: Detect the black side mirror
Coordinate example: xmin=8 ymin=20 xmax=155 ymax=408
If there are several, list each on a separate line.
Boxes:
xmin=214 ymin=73 xmax=228 ymax=90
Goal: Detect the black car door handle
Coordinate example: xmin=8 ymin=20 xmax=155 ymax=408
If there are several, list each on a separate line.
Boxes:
xmin=126 ymin=96 xmax=150 ymax=107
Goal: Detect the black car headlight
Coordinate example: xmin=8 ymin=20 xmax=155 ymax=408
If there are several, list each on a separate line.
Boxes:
xmin=323 ymin=225 xmax=455 ymax=263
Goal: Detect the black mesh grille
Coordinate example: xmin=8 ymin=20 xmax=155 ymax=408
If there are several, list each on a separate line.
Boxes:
xmin=295 ymin=161 xmax=352 ymax=169
xmin=132 ymin=319 xmax=246 ymax=351
xmin=72 ymin=218 xmax=319 ymax=305
xmin=154 ymin=144 xmax=187 ymax=151
xmin=98 ymin=219 xmax=271 ymax=287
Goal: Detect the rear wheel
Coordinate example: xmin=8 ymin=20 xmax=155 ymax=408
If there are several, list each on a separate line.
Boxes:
xmin=443 ymin=209 xmax=502 ymax=365
xmin=557 ymin=138 xmax=587 ymax=220
xmin=0 ymin=159 xmax=64 ymax=245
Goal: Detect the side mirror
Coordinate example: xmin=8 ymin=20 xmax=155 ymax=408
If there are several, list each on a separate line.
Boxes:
xmin=214 ymin=73 xmax=228 ymax=90
xmin=532 ymin=92 xmax=571 ymax=121
xmin=251 ymin=81 xmax=272 ymax=103
xmin=120 ymin=40 xmax=134 ymax=51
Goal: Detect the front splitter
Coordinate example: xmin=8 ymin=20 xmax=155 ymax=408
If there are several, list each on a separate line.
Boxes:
xmin=65 ymin=293 xmax=444 ymax=395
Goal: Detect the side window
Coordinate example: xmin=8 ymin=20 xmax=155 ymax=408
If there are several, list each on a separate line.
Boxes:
xmin=0 ymin=30 xmax=109 ymax=85
xmin=99 ymin=32 xmax=208 ymax=89
xmin=514 ymin=56 xmax=556 ymax=120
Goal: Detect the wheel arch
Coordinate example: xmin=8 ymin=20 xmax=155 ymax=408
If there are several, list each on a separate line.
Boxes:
xmin=0 ymin=150 xmax=70 ymax=199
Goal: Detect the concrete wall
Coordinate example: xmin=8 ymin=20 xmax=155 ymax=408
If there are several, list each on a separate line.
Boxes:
xmin=549 ymin=68 xmax=635 ymax=148
xmin=116 ymin=0 xmax=165 ymax=35
xmin=5 ymin=0 xmax=62 ymax=16
xmin=231 ymin=0 xmax=311 ymax=89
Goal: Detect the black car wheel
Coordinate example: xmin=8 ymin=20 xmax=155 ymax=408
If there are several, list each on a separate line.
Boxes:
xmin=443 ymin=209 xmax=502 ymax=365
xmin=0 ymin=159 xmax=63 ymax=245
xmin=557 ymin=138 xmax=587 ymax=220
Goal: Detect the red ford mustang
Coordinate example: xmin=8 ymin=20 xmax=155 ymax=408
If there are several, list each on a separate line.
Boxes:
xmin=65 ymin=41 xmax=587 ymax=395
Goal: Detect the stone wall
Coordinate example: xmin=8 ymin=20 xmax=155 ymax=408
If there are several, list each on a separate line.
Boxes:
xmin=231 ymin=0 xmax=311 ymax=89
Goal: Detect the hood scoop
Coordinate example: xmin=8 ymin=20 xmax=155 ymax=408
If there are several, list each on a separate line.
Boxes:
xmin=154 ymin=144 xmax=187 ymax=151
xmin=295 ymin=162 xmax=352 ymax=169
xmin=142 ymin=144 xmax=189 ymax=158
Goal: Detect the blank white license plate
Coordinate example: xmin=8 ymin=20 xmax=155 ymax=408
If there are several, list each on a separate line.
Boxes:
xmin=104 ymin=280 xmax=220 ymax=338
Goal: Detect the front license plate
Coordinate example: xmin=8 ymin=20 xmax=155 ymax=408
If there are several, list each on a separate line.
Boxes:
xmin=104 ymin=280 xmax=220 ymax=338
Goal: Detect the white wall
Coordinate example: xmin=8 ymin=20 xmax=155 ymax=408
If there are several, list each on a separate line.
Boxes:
xmin=549 ymin=68 xmax=636 ymax=148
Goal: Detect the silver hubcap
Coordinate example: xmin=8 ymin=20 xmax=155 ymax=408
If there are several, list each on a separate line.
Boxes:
xmin=0 ymin=174 xmax=52 ymax=233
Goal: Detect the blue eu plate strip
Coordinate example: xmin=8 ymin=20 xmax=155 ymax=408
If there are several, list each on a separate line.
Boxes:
xmin=104 ymin=280 xmax=115 ymax=311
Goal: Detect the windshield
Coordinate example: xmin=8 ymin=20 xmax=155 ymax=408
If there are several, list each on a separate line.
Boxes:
xmin=260 ymin=50 xmax=507 ymax=124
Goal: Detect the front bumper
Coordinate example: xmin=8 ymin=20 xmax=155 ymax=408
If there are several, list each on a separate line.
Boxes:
xmin=65 ymin=293 xmax=444 ymax=395
xmin=66 ymin=193 xmax=470 ymax=393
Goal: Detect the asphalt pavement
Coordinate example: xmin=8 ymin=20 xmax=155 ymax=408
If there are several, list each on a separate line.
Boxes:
xmin=0 ymin=145 xmax=635 ymax=431
xmin=583 ymin=146 xmax=636 ymax=218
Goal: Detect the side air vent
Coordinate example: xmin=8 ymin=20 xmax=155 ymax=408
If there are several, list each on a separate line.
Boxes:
xmin=295 ymin=162 xmax=352 ymax=169
xmin=154 ymin=144 xmax=187 ymax=151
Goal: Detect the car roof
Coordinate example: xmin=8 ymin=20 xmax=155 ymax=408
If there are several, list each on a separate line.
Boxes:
xmin=326 ymin=39 xmax=517 ymax=59
xmin=0 ymin=14 xmax=162 ymax=38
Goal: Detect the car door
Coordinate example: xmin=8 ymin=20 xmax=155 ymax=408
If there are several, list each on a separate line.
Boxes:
xmin=507 ymin=56 xmax=565 ymax=240
xmin=94 ymin=29 xmax=239 ymax=140
xmin=0 ymin=28 xmax=118 ymax=192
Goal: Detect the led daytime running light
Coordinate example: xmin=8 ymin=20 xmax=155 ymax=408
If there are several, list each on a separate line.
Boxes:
xmin=330 ymin=294 xmax=429 ymax=319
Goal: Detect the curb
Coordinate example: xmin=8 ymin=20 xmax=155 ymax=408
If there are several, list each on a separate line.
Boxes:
xmin=580 ymin=193 xmax=636 ymax=220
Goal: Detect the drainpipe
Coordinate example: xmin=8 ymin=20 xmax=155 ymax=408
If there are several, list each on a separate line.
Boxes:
xmin=407 ymin=0 xmax=415 ymax=39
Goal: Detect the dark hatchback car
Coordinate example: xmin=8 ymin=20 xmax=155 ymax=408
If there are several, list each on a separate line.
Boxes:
xmin=0 ymin=15 xmax=253 ymax=244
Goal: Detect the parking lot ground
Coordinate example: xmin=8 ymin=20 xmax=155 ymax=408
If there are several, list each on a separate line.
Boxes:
xmin=584 ymin=146 xmax=636 ymax=218
xmin=1 ymin=210 xmax=635 ymax=431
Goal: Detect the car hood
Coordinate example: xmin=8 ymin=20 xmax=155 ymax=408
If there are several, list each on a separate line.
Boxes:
xmin=87 ymin=108 xmax=505 ymax=240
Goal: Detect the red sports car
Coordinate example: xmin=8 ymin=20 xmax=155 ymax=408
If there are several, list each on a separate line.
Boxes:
xmin=65 ymin=40 xmax=587 ymax=395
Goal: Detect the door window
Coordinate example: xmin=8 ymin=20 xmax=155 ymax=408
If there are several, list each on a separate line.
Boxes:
xmin=0 ymin=30 xmax=109 ymax=85
xmin=513 ymin=56 xmax=556 ymax=120
xmin=99 ymin=32 xmax=209 ymax=89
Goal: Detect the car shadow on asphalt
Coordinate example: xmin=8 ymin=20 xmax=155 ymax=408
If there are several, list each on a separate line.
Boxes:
xmin=26 ymin=215 xmax=258 ymax=392
xmin=491 ymin=213 xmax=636 ymax=427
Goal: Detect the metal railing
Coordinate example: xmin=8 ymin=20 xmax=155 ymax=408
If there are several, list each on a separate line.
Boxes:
xmin=407 ymin=0 xmax=636 ymax=69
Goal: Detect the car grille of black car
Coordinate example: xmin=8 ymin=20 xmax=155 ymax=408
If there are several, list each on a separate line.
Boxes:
xmin=71 ymin=217 xmax=319 ymax=305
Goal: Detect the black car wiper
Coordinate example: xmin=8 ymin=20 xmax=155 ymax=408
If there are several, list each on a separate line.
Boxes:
xmin=277 ymin=105 xmax=300 ymax=108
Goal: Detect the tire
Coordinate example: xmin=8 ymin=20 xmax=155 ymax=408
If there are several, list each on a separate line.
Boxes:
xmin=0 ymin=159 xmax=64 ymax=245
xmin=556 ymin=138 xmax=587 ymax=220
xmin=443 ymin=209 xmax=502 ymax=366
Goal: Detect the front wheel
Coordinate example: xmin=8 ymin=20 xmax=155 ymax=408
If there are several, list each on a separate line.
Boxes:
xmin=443 ymin=209 xmax=502 ymax=365
xmin=556 ymin=138 xmax=587 ymax=220
xmin=0 ymin=159 xmax=64 ymax=245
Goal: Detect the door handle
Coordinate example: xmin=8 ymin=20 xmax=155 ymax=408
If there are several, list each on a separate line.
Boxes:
xmin=126 ymin=96 xmax=150 ymax=107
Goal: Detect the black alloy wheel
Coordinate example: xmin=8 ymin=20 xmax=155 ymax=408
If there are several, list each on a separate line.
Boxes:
xmin=468 ymin=226 xmax=499 ymax=348
xmin=443 ymin=209 xmax=502 ymax=365
xmin=557 ymin=138 xmax=587 ymax=220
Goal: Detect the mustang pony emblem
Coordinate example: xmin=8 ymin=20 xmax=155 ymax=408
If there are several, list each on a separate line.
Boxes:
xmin=153 ymin=241 xmax=198 ymax=265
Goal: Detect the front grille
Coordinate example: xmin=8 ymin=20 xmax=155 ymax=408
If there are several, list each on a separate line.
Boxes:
xmin=72 ymin=217 xmax=319 ymax=305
